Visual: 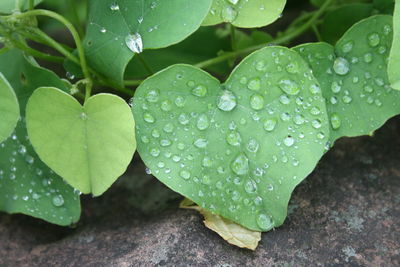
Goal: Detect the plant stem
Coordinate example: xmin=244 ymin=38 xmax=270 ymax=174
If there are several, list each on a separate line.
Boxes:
xmin=69 ymin=0 xmax=85 ymax=37
xmin=7 ymin=9 xmax=92 ymax=101
xmin=124 ymin=79 xmax=143 ymax=86
xmin=28 ymin=0 xmax=34 ymax=10
xmin=13 ymin=39 xmax=64 ymax=62
xmin=137 ymin=53 xmax=154 ymax=75
xmin=194 ymin=0 xmax=334 ymax=69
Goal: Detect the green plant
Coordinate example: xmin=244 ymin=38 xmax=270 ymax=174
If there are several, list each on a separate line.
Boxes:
xmin=0 ymin=0 xmax=399 ymax=247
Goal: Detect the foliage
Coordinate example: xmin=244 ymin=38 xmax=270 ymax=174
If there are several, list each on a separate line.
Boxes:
xmin=0 ymin=0 xmax=399 ymax=248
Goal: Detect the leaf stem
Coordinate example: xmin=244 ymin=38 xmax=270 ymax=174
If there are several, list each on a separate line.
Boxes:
xmin=124 ymin=79 xmax=143 ymax=86
xmin=230 ymin=24 xmax=237 ymax=51
xmin=194 ymin=0 xmax=334 ymax=69
xmin=7 ymin=9 xmax=93 ymax=101
xmin=136 ymin=53 xmax=154 ymax=75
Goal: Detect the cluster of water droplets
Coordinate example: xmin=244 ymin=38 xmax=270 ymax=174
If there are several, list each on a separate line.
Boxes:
xmin=0 ymin=119 xmax=80 ymax=223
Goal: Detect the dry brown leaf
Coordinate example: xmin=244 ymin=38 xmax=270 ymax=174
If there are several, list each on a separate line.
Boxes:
xmin=180 ymin=198 xmax=261 ymax=250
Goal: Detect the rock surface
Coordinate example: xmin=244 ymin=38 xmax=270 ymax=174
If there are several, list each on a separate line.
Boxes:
xmin=1 ymin=117 xmax=399 ymax=266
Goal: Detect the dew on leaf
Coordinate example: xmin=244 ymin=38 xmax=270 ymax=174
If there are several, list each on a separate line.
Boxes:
xmin=125 ymin=33 xmax=143 ymax=54
xmin=333 ymin=57 xmax=350 ymax=75
xmin=196 ymin=114 xmax=210 ymax=130
xmin=264 ymin=119 xmax=277 ymax=132
xmin=330 ymin=113 xmax=341 ymax=130
xmin=52 ymin=195 xmax=64 ymax=207
xmin=217 ymin=90 xmax=237 ymax=111
xmin=192 ymin=85 xmax=207 ymax=97
xmin=367 ymin=32 xmax=380 ymax=47
xmin=247 ymin=77 xmax=261 ymax=91
xmin=256 ymin=213 xmax=274 ymax=231
xmin=226 ymin=131 xmax=241 ymax=146
xmin=250 ymin=94 xmax=264 ymax=110
xmin=283 ymin=136 xmax=295 ymax=147
xmin=221 ymin=6 xmax=237 ymax=22
xmin=279 ymin=79 xmax=300 ymax=95
xmin=146 ymin=89 xmax=159 ymax=102
xmin=244 ymin=179 xmax=257 ymax=194
xmin=231 ymin=153 xmax=249 ymax=175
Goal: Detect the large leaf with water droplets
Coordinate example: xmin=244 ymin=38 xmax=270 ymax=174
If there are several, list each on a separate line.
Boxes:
xmin=81 ymin=0 xmax=212 ymax=86
xmin=388 ymin=0 xmax=400 ymax=90
xmin=202 ymin=0 xmax=286 ymax=28
xmin=133 ymin=46 xmax=329 ymax=231
xmin=0 ymin=73 xmax=19 ymax=143
xmin=0 ymin=50 xmax=80 ymax=226
xmin=26 ymin=87 xmax=136 ymax=196
xmin=294 ymin=15 xmax=400 ymax=143
xmin=0 ymin=0 xmax=42 ymax=13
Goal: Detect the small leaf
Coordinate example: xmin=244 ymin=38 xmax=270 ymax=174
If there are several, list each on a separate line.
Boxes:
xmin=0 ymin=0 xmax=42 ymax=13
xmin=0 ymin=73 xmax=19 ymax=143
xmin=0 ymin=49 xmax=80 ymax=225
xmin=26 ymin=87 xmax=136 ymax=196
xmin=134 ymin=46 xmax=329 ymax=231
xmin=180 ymin=199 xmax=261 ymax=250
xmin=81 ymin=0 xmax=212 ymax=86
xmin=203 ymin=0 xmax=286 ymax=28
xmin=388 ymin=0 xmax=400 ymax=90
xmin=295 ymin=15 xmax=400 ymax=142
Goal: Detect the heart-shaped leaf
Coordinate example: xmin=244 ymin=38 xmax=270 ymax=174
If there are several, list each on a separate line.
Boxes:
xmin=0 ymin=73 xmax=19 ymax=143
xmin=294 ymin=15 xmax=400 ymax=143
xmin=81 ymin=0 xmax=212 ymax=85
xmin=133 ymin=46 xmax=329 ymax=231
xmin=0 ymin=0 xmax=42 ymax=13
xmin=0 ymin=49 xmax=80 ymax=226
xmin=388 ymin=0 xmax=400 ymax=90
xmin=202 ymin=0 xmax=286 ymax=28
xmin=26 ymin=87 xmax=136 ymax=196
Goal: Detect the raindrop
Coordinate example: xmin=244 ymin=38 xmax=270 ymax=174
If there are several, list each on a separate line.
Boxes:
xmin=341 ymin=41 xmax=354 ymax=53
xmin=226 ymin=131 xmax=241 ymax=146
xmin=244 ymin=179 xmax=257 ymax=194
xmin=192 ymin=85 xmax=207 ymax=97
xmin=110 ymin=3 xmax=120 ymax=11
xmin=367 ymin=32 xmax=380 ymax=47
xmin=197 ymin=114 xmax=210 ymax=130
xmin=247 ymin=78 xmax=261 ymax=91
xmin=247 ymin=139 xmax=259 ymax=153
xmin=333 ymin=57 xmax=350 ymax=75
xmin=264 ymin=119 xmax=277 ymax=132
xmin=52 ymin=195 xmax=64 ymax=207
xmin=250 ymin=94 xmax=264 ymax=110
xmin=146 ymin=89 xmax=159 ymax=102
xmin=194 ymin=138 xmax=208 ymax=148
xmin=279 ymin=79 xmax=300 ymax=95
xmin=180 ymin=170 xmax=191 ymax=180
xmin=283 ymin=136 xmax=294 ymax=147
xmin=231 ymin=154 xmax=249 ymax=175
xmin=256 ymin=213 xmax=273 ymax=231
xmin=125 ymin=33 xmax=143 ymax=53
xmin=330 ymin=113 xmax=341 ymax=130
xmin=221 ymin=6 xmax=237 ymax=22
xmin=143 ymin=113 xmax=155 ymax=123
xmin=217 ymin=90 xmax=237 ymax=111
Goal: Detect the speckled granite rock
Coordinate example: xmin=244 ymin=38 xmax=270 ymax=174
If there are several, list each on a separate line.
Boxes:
xmin=1 ymin=117 xmax=399 ymax=267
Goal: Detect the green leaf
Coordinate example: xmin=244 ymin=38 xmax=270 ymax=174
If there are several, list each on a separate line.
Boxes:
xmin=203 ymin=0 xmax=286 ymax=28
xmin=295 ymin=15 xmax=400 ymax=142
xmin=388 ymin=0 xmax=400 ymax=90
xmin=0 ymin=50 xmax=80 ymax=226
xmin=82 ymin=0 xmax=212 ymax=86
xmin=26 ymin=87 xmax=136 ymax=196
xmin=0 ymin=73 xmax=19 ymax=143
xmin=320 ymin=3 xmax=374 ymax=44
xmin=133 ymin=46 xmax=329 ymax=231
xmin=0 ymin=0 xmax=42 ymax=13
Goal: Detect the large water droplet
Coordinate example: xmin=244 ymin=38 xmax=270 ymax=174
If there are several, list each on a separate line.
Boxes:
xmin=256 ymin=213 xmax=274 ymax=231
xmin=194 ymin=138 xmax=208 ymax=148
xmin=110 ymin=3 xmax=120 ymax=11
xmin=125 ymin=33 xmax=143 ymax=53
xmin=333 ymin=57 xmax=350 ymax=75
xmin=247 ymin=139 xmax=259 ymax=153
xmin=264 ymin=119 xmax=277 ymax=132
xmin=283 ymin=136 xmax=295 ymax=147
xmin=197 ymin=114 xmax=210 ymax=130
xmin=143 ymin=113 xmax=155 ymax=123
xmin=221 ymin=6 xmax=237 ymax=22
xmin=146 ymin=89 xmax=159 ymax=102
xmin=180 ymin=170 xmax=191 ymax=180
xmin=52 ymin=195 xmax=64 ymax=207
xmin=247 ymin=78 xmax=261 ymax=91
xmin=217 ymin=90 xmax=237 ymax=111
xmin=192 ymin=85 xmax=207 ymax=97
xmin=231 ymin=153 xmax=249 ymax=175
xmin=244 ymin=179 xmax=257 ymax=194
xmin=250 ymin=94 xmax=264 ymax=110
xmin=330 ymin=113 xmax=341 ymax=130
xmin=341 ymin=41 xmax=354 ymax=53
xmin=226 ymin=131 xmax=241 ymax=146
xmin=367 ymin=32 xmax=380 ymax=47
xmin=279 ymin=79 xmax=300 ymax=95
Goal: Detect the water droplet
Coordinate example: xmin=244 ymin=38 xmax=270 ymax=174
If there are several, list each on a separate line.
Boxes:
xmin=202 ymin=157 xmax=213 ymax=167
xmin=342 ymin=95 xmax=352 ymax=104
xmin=161 ymin=100 xmax=172 ymax=111
xmin=194 ymin=138 xmax=208 ymax=148
xmin=244 ymin=179 xmax=257 ymax=193
xmin=226 ymin=131 xmax=241 ymax=146
xmin=279 ymin=79 xmax=300 ymax=95
xmin=178 ymin=113 xmax=189 ymax=125
xmin=247 ymin=139 xmax=259 ymax=153
xmin=293 ymin=114 xmax=305 ymax=125
xmin=160 ymin=139 xmax=172 ymax=147
xmin=367 ymin=32 xmax=380 ymax=47
xmin=286 ymin=62 xmax=299 ymax=73
xmin=163 ymin=123 xmax=174 ymax=133
xmin=256 ymin=213 xmax=274 ymax=231
xmin=331 ymin=81 xmax=341 ymax=93
xmin=228 ymin=0 xmax=239 ymax=4
xmin=221 ymin=6 xmax=237 ymax=22
xmin=247 ymin=78 xmax=261 ymax=91
xmin=333 ymin=57 xmax=350 ymax=75
xmin=364 ymin=53 xmax=373 ymax=63
xmin=330 ymin=113 xmax=341 ymax=130
xmin=341 ymin=41 xmax=354 ymax=53
xmin=283 ymin=136 xmax=295 ymax=147
xmin=217 ymin=90 xmax=237 ymax=111
xmin=312 ymin=119 xmax=322 ymax=129
xmin=143 ymin=113 xmax=155 ymax=123
xmin=110 ymin=3 xmax=120 ymax=11
xmin=125 ymin=33 xmax=143 ymax=53
xmin=250 ymin=94 xmax=264 ymax=110
xmin=231 ymin=153 xmax=249 ymax=175
xmin=179 ymin=170 xmax=191 ymax=180
xmin=146 ymin=89 xmax=159 ymax=102
xmin=197 ymin=114 xmax=209 ymax=130
xmin=192 ymin=85 xmax=207 ymax=97
xmin=264 ymin=119 xmax=277 ymax=132
xmin=52 ymin=195 xmax=64 ymax=207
